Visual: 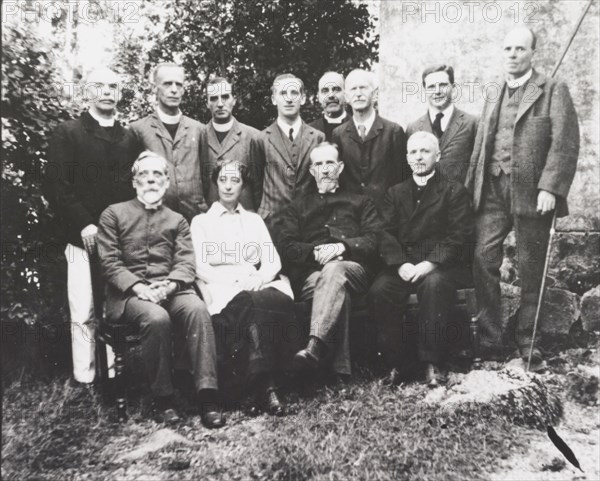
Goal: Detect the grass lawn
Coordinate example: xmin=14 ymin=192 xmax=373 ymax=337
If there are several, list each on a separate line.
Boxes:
xmin=2 ymin=365 xmax=541 ymax=481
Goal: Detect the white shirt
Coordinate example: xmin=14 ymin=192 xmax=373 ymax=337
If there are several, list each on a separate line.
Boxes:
xmin=88 ymin=108 xmax=115 ymax=127
xmin=353 ymin=109 xmax=376 ymax=137
xmin=190 ymin=202 xmax=293 ymax=314
xmin=428 ymin=104 xmax=454 ymax=133
xmin=506 ymin=69 xmax=533 ymax=89
xmin=277 ymin=116 xmax=302 ymax=141
xmin=157 ymin=107 xmax=182 ymax=124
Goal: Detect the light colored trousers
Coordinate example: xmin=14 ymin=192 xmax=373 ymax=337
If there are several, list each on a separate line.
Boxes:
xmin=65 ymin=244 xmax=113 ymax=382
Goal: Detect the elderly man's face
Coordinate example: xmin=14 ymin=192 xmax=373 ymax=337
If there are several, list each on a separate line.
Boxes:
xmin=407 ymin=136 xmax=440 ymax=176
xmin=309 ymin=146 xmax=344 ymax=193
xmin=155 ymin=66 xmax=185 ymax=112
xmin=86 ymin=69 xmax=121 ymax=115
xmin=345 ymin=71 xmax=376 ymax=113
xmin=272 ymin=78 xmax=305 ymax=119
xmin=503 ymin=28 xmax=535 ymax=79
xmin=133 ymin=156 xmax=170 ymax=204
xmin=318 ymin=73 xmax=345 ymax=117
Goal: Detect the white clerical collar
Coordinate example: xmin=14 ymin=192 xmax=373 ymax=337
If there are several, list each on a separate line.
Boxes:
xmin=137 ymin=196 xmax=162 ymax=210
xmin=413 ymin=169 xmax=436 ymax=187
xmin=506 ymin=69 xmax=533 ymax=89
xmin=353 ymin=109 xmax=376 ymax=136
xmin=88 ymin=108 xmax=115 ymax=127
xmin=212 ymin=118 xmax=234 ymax=132
xmin=277 ymin=116 xmax=302 ymax=141
xmin=324 ymin=111 xmax=347 ymax=124
xmin=157 ymin=107 xmax=182 ymax=125
xmin=428 ymin=104 xmax=454 ymax=125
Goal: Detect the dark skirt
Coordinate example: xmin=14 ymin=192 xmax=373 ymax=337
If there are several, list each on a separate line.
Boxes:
xmin=212 ymin=287 xmax=300 ymax=400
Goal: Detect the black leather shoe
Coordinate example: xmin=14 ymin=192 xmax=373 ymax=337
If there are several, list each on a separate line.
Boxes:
xmin=293 ymin=348 xmax=320 ymax=370
xmin=200 ymin=402 xmax=225 ymax=429
xmin=264 ymin=388 xmax=285 ymax=417
xmin=154 ymin=396 xmax=180 ymax=424
xmin=424 ymin=363 xmax=447 ymax=388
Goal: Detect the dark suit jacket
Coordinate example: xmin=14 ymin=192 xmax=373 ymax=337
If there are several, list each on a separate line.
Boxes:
xmin=201 ymin=118 xmax=261 ymax=211
xmin=379 ymin=172 xmax=474 ymax=268
xmin=278 ymin=187 xmax=381 ymax=293
xmin=332 ymin=114 xmax=408 ymax=212
xmin=406 ymin=107 xmax=478 ymax=184
xmin=97 ymin=199 xmax=196 ymax=323
xmin=253 ymin=121 xmax=324 ymax=235
xmin=309 ymin=114 xmax=350 ymax=142
xmin=130 ymin=111 xmax=208 ymax=222
xmin=465 ymin=70 xmax=579 ymax=217
xmin=45 ymin=111 xmax=139 ymax=247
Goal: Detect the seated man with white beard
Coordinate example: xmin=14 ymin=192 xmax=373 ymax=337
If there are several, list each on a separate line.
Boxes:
xmin=97 ymin=151 xmax=224 ymax=428
xmin=368 ymin=132 xmax=474 ymax=387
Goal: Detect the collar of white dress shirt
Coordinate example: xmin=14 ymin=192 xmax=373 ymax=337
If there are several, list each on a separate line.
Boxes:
xmin=277 ymin=116 xmax=302 ymax=141
xmin=210 ymin=200 xmax=244 ymax=216
xmin=506 ymin=68 xmax=533 ymax=89
xmin=412 ymin=169 xmax=436 ymax=187
xmin=353 ymin=109 xmax=376 ymax=137
xmin=136 ymin=196 xmax=162 ymax=210
xmin=428 ymin=104 xmax=454 ymax=132
xmin=88 ymin=108 xmax=115 ymax=127
xmin=324 ymin=110 xmax=347 ymax=124
xmin=212 ymin=118 xmax=234 ymax=132
xmin=157 ymin=106 xmax=182 ymax=125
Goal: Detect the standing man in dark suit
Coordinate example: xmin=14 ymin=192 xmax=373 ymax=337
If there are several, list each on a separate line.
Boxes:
xmin=406 ymin=65 xmax=478 ymax=184
xmin=332 ymin=69 xmax=408 ymax=212
xmin=98 ymin=151 xmax=225 ymax=428
xmin=131 ymin=63 xmax=208 ymax=223
xmin=201 ymin=76 xmax=261 ymax=210
xmin=279 ymin=142 xmax=381 ymax=377
xmin=45 ymin=67 xmax=139 ymax=384
xmin=309 ymin=72 xmax=349 ymax=141
xmin=465 ymin=27 xmax=579 ymax=363
xmin=253 ymin=73 xmax=325 ymax=238
xmin=368 ymin=132 xmax=473 ymax=387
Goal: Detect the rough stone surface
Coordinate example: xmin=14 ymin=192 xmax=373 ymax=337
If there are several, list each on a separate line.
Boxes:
xmin=549 ymin=232 xmax=600 ymax=295
xmin=424 ymin=368 xmax=562 ymax=428
xmin=581 ymin=285 xmax=600 ymax=331
xmin=116 ymin=428 xmax=197 ymax=462
xmin=498 ymin=284 xmax=580 ymax=339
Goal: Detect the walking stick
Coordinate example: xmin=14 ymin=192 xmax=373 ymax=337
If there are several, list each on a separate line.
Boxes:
xmin=526 ymin=0 xmax=593 ymax=372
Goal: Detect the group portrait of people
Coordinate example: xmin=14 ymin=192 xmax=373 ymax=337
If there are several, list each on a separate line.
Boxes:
xmin=44 ymin=25 xmax=580 ymax=428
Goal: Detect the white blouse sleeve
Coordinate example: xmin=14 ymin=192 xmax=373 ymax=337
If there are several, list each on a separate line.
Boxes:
xmin=254 ymin=214 xmax=282 ymax=284
xmin=190 ymin=215 xmax=230 ymax=284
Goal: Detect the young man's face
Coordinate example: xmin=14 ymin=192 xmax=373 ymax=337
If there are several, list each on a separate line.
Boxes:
xmin=272 ymin=78 xmax=305 ymax=120
xmin=86 ymin=69 xmax=121 ymax=116
xmin=424 ymin=71 xmax=453 ymax=111
xmin=207 ymin=81 xmax=236 ymax=124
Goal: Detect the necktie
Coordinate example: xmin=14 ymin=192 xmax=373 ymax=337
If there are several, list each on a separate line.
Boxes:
xmin=357 ymin=124 xmax=366 ymax=141
xmin=432 ymin=112 xmax=444 ymax=138
xmin=288 ymin=128 xmax=294 ymax=142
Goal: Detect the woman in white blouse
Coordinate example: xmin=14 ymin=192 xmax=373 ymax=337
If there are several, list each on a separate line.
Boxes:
xmin=191 ymin=160 xmax=294 ymax=416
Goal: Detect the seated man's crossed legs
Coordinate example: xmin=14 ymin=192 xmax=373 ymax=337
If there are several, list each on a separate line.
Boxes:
xmin=294 ymin=261 xmax=369 ymax=377
xmin=368 ymin=265 xmax=471 ymax=387
xmin=122 ymin=289 xmax=225 ymax=428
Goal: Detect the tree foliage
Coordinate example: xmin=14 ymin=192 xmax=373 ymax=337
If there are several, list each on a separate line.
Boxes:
xmin=122 ymin=0 xmax=378 ymax=127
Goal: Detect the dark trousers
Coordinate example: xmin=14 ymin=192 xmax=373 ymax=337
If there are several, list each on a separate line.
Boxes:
xmin=473 ymin=172 xmax=552 ymax=352
xmin=122 ymin=290 xmax=218 ymax=397
xmin=368 ymin=265 xmax=472 ymax=365
xmin=212 ymin=288 xmax=296 ymax=395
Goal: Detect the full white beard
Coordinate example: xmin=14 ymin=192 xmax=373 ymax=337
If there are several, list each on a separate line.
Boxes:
xmin=141 ymin=190 xmax=163 ymax=205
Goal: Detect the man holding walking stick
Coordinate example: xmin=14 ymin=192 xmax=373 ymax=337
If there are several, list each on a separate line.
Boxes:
xmin=465 ymin=26 xmax=580 ymax=365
